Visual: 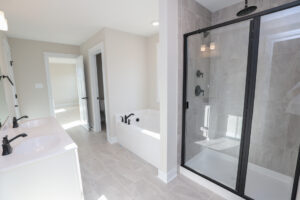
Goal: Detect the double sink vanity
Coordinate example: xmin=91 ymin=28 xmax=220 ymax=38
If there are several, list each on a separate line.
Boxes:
xmin=0 ymin=117 xmax=84 ymax=200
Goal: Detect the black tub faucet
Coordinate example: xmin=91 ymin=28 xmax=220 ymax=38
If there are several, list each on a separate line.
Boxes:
xmin=124 ymin=113 xmax=135 ymax=124
xmin=13 ymin=115 xmax=29 ymax=128
xmin=2 ymin=133 xmax=27 ymax=156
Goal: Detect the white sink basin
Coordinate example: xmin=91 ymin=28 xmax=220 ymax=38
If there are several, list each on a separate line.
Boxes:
xmin=14 ymin=135 xmax=60 ymax=155
xmin=0 ymin=117 xmax=77 ymax=173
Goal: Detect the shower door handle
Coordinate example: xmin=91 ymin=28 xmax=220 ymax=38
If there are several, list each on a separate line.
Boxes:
xmin=186 ymin=101 xmax=189 ymax=109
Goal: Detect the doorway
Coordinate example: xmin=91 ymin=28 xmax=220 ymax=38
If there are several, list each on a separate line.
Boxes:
xmin=88 ymin=42 xmax=110 ymax=141
xmin=96 ymin=53 xmax=106 ymax=131
xmin=44 ymin=53 xmax=89 ymax=130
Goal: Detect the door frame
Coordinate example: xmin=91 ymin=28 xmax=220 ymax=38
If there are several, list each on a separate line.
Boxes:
xmin=88 ymin=42 xmax=111 ymax=140
xmin=181 ymin=1 xmax=300 ymax=200
xmin=44 ymin=52 xmax=80 ymax=117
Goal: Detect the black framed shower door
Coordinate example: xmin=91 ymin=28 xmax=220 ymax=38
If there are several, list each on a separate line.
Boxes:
xmin=181 ymin=1 xmax=300 ymax=200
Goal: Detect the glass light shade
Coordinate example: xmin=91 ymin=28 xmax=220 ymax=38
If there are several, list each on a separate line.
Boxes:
xmin=200 ymin=45 xmax=206 ymax=52
xmin=210 ymin=42 xmax=216 ymax=50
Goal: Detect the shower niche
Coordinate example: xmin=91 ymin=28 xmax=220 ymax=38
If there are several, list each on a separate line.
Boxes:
xmin=182 ymin=2 xmax=300 ymax=200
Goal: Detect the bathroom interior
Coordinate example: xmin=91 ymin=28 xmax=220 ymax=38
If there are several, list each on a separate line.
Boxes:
xmin=0 ymin=0 xmax=300 ymax=200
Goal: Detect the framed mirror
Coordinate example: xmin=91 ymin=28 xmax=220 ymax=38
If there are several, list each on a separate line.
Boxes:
xmin=0 ymin=74 xmax=9 ymax=127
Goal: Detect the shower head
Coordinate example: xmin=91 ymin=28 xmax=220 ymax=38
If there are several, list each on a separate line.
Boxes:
xmin=237 ymin=0 xmax=257 ymax=17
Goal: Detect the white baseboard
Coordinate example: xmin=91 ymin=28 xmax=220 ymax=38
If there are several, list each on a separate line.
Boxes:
xmin=108 ymin=136 xmax=118 ymax=144
xmin=180 ymin=167 xmax=244 ymax=200
xmin=55 ymin=103 xmax=79 ymax=109
xmin=158 ymin=167 xmax=177 ymax=183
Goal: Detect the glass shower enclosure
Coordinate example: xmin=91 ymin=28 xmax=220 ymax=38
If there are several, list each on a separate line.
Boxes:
xmin=181 ymin=2 xmax=300 ymax=200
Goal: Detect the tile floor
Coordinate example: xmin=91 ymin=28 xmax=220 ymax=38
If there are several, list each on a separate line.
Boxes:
xmin=55 ymin=106 xmax=81 ymax=125
xmin=56 ymin=107 xmax=226 ymax=200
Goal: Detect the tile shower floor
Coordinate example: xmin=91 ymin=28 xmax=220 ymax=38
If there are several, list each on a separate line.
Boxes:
xmin=186 ymin=148 xmax=293 ymax=200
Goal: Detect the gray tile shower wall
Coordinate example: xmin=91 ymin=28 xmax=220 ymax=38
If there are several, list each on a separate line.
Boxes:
xmin=249 ymin=37 xmax=300 ymax=176
xmin=207 ymin=21 xmax=250 ymax=157
xmin=210 ymin=0 xmax=299 ymax=176
xmin=177 ymin=0 xmax=212 ymax=164
xmin=212 ymin=0 xmax=295 ymax=25
xmin=178 ymin=0 xmax=298 ymax=175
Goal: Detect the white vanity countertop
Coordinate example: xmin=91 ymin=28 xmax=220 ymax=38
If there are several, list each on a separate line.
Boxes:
xmin=0 ymin=117 xmax=77 ymax=172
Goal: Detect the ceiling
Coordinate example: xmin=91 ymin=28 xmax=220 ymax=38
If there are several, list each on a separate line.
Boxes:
xmin=196 ymin=0 xmax=244 ymax=12
xmin=0 ymin=0 xmax=159 ymax=45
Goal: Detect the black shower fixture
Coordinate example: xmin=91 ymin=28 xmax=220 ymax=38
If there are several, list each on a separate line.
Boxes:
xmin=237 ymin=0 xmax=257 ymax=17
xmin=203 ymin=31 xmax=209 ymax=38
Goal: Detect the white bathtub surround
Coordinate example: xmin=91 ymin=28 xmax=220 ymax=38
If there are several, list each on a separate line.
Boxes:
xmin=116 ymin=110 xmax=160 ymax=168
xmin=0 ymin=117 xmax=83 ymax=200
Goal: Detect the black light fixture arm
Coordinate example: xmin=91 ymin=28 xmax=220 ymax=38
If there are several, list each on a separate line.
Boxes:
xmin=0 ymin=75 xmax=14 ymax=86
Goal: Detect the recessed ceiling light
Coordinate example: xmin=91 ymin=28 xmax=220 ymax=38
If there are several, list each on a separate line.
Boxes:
xmin=0 ymin=11 xmax=8 ymax=31
xmin=152 ymin=21 xmax=159 ymax=27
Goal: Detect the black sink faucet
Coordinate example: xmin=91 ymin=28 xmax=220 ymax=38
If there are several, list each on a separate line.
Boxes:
xmin=13 ymin=115 xmax=28 ymax=128
xmin=124 ymin=113 xmax=135 ymax=124
xmin=2 ymin=133 xmax=27 ymax=156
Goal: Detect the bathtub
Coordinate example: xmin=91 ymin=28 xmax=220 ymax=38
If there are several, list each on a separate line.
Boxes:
xmin=115 ymin=109 xmax=160 ymax=168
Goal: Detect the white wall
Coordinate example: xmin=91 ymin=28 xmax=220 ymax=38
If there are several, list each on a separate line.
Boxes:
xmin=158 ymin=0 xmax=179 ymax=182
xmin=80 ymin=28 xmax=159 ymax=138
xmin=8 ymin=38 xmax=80 ymax=119
xmin=104 ymin=28 xmax=148 ymax=137
xmin=49 ymin=63 xmax=79 ymax=108
xmin=146 ymin=34 xmax=160 ymax=110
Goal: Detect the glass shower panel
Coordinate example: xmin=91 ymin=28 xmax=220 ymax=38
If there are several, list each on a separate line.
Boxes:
xmin=245 ymin=6 xmax=300 ymax=200
xmin=183 ymin=20 xmax=250 ymax=189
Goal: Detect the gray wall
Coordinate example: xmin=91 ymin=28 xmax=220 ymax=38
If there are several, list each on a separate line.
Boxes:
xmin=178 ymin=0 xmax=211 ymax=163
xmin=210 ymin=0 xmax=299 ymax=176
xmin=212 ymin=0 xmax=295 ymax=25
xmin=208 ymin=21 xmax=250 ymax=154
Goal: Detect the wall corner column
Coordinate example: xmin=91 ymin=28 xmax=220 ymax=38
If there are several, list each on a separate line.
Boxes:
xmin=158 ymin=0 xmax=179 ymax=183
